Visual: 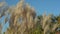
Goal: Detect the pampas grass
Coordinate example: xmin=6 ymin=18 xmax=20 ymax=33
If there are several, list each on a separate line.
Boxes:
xmin=0 ymin=0 xmax=60 ymax=34
xmin=4 ymin=0 xmax=36 ymax=34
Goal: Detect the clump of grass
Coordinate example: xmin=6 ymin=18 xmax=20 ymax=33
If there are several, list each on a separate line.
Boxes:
xmin=4 ymin=0 xmax=36 ymax=34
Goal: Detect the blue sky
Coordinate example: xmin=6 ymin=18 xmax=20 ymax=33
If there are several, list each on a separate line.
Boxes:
xmin=0 ymin=0 xmax=60 ymax=16
xmin=0 ymin=0 xmax=60 ymax=33
xmin=25 ymin=0 xmax=60 ymax=16
xmin=4 ymin=0 xmax=60 ymax=16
